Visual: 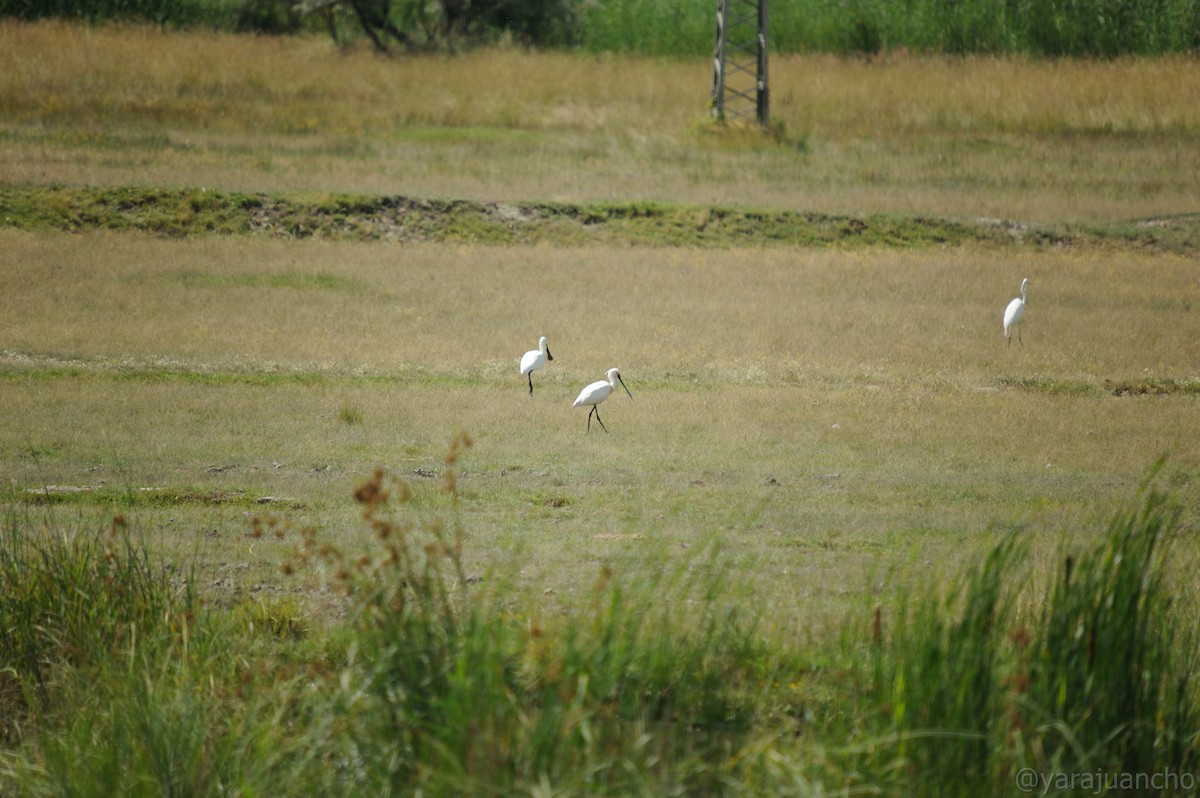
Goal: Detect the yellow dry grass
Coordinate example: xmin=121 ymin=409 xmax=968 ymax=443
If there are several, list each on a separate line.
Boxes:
xmin=2 ymin=20 xmax=1198 ymax=626
xmin=2 ymin=230 xmax=1197 ymax=382
xmin=3 ymin=229 xmax=1198 ymax=627
xmin=3 ymin=21 xmax=1200 ymax=221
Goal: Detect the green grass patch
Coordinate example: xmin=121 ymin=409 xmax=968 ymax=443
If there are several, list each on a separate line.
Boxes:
xmin=1105 ymin=377 xmax=1200 ymax=397
xmin=20 ymin=484 xmax=301 ymax=510
xmin=998 ymin=376 xmax=1099 ymax=396
xmin=337 ymin=402 xmax=365 ymax=425
xmin=6 ymin=184 xmax=1200 ymax=253
xmin=230 ymin=595 xmax=309 ymax=641
xmin=0 ymin=185 xmax=253 ymax=236
xmin=1001 ymin=375 xmax=1200 ymax=397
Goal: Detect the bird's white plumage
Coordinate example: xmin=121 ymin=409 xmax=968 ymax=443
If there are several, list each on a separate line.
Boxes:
xmin=573 ymin=368 xmax=627 ymax=407
xmin=1003 ymin=297 xmax=1024 ymax=331
xmin=520 ymin=336 xmax=552 ymax=375
xmin=572 ymin=368 xmax=632 ymax=431
xmin=1003 ymin=278 xmax=1029 ymax=343
xmin=520 ymin=336 xmax=553 ymax=394
xmin=573 ymin=379 xmax=612 ymax=407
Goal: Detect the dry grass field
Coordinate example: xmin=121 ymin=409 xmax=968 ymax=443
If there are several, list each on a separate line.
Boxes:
xmin=3 ymin=229 xmax=1198 ymax=630
xmin=3 ymin=21 xmax=1200 ymax=222
xmin=1 ymin=20 xmax=1198 ymax=622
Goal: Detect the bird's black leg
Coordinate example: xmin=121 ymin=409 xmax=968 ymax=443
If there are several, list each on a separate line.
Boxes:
xmin=594 ymin=407 xmax=608 ymax=432
xmin=528 ymin=373 xmax=534 ymax=395
xmin=1018 ymin=326 xmax=1023 ymax=345
xmin=586 ymin=406 xmax=594 ymax=432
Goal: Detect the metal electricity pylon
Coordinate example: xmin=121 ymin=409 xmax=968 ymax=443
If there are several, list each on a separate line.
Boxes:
xmin=711 ymin=0 xmax=769 ymax=126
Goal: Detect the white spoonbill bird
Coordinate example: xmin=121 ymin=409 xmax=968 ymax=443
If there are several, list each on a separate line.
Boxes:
xmin=519 ymin=336 xmax=553 ymax=395
xmin=572 ymin=368 xmax=632 ymax=432
xmin=1003 ymin=278 xmax=1029 ymax=345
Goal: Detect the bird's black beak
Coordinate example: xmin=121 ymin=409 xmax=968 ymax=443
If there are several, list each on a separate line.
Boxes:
xmin=618 ymin=374 xmax=632 ymax=398
xmin=547 ymin=349 xmax=553 ymax=361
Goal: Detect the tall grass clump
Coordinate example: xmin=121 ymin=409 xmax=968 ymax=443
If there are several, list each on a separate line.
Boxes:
xmin=852 ymin=465 xmax=1199 ymax=793
xmin=288 ymin=432 xmax=772 ymax=794
xmin=1015 ymin=468 xmax=1200 ymax=781
xmin=0 ymin=507 xmax=322 ymax=796
xmin=0 ymin=508 xmax=194 ymax=745
xmin=859 ymin=539 xmax=1021 ymax=794
xmin=25 ymin=648 xmax=302 ymax=798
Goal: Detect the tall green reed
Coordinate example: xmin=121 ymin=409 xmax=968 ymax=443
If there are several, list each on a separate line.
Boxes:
xmin=864 ymin=539 xmax=1022 ymax=795
xmin=855 ymin=463 xmax=1198 ymax=794
xmin=0 ymin=506 xmax=194 ymax=745
xmin=0 ymin=503 xmax=323 ymax=796
xmin=1016 ymin=467 xmax=1199 ymax=780
xmin=579 ymin=0 xmax=1200 ymax=56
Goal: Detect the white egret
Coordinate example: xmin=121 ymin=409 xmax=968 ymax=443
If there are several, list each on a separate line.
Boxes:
xmin=519 ymin=336 xmax=553 ymax=395
xmin=572 ymin=367 xmax=632 ymax=432
xmin=1003 ymin=278 xmax=1029 ymax=345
